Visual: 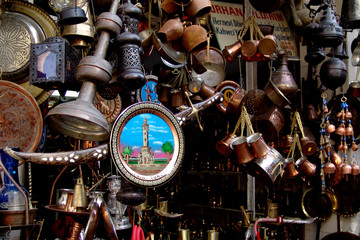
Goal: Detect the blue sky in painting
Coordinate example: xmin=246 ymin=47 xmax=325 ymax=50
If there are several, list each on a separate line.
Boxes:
xmin=120 ymin=113 xmax=174 ymax=158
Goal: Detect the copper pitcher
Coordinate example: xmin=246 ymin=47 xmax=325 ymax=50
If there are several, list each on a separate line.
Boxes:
xmin=247 ymin=133 xmax=271 ymax=158
xmin=230 ymin=136 xmax=254 ymax=164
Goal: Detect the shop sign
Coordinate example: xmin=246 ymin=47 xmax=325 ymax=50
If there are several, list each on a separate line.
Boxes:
xmin=210 ymin=1 xmax=299 ymax=59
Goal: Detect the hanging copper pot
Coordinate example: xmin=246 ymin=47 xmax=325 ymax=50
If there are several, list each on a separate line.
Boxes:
xmin=247 ymin=133 xmax=271 ymax=158
xmin=226 ymin=87 xmax=246 ymax=117
xmin=158 ymin=17 xmax=184 ymax=43
xmin=184 ymin=0 xmax=212 ymax=19
xmin=216 ymin=133 xmax=236 ymax=157
xmin=271 ymin=51 xmax=298 ymax=102
xmin=222 ymin=39 xmax=243 ymax=63
xmin=296 ymin=157 xmax=316 ymax=177
xmin=300 ymin=137 xmax=317 ymax=156
xmin=320 ymin=57 xmax=347 ymax=90
xmin=284 ymin=158 xmax=299 ymax=178
xmin=181 ymin=24 xmax=207 ymax=52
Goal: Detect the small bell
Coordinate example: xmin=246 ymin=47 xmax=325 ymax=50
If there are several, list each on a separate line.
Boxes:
xmin=351 ymin=163 xmax=360 ymax=175
xmin=341 ymin=162 xmax=352 ymax=175
xmin=326 ymin=123 xmax=336 ymax=133
xmin=324 ymin=161 xmax=336 ymax=175
xmin=335 ymin=122 xmax=346 ymax=135
xmin=345 ymin=123 xmax=354 ymax=136
xmin=337 ymin=141 xmax=344 ymax=151
xmin=345 ymin=110 xmax=353 ymax=119
xmin=352 ymin=141 xmax=358 ymax=151
xmin=336 ymin=110 xmax=344 ymax=118
xmin=71 ymin=178 xmax=88 ymax=212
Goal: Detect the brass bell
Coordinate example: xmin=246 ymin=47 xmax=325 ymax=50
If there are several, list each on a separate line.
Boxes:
xmin=345 ymin=110 xmax=353 ymax=119
xmin=300 ymin=137 xmax=317 ymax=156
xmin=326 ymin=39 xmax=349 ymax=60
xmin=71 ymin=178 xmax=88 ymax=212
xmin=222 ymin=39 xmax=243 ymax=63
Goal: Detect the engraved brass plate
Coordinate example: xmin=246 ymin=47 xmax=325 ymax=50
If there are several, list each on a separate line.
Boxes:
xmin=0 ymin=80 xmax=43 ymax=152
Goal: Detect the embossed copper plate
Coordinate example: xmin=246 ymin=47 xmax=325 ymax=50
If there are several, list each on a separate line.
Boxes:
xmin=110 ymin=102 xmax=185 ymax=187
xmin=0 ymin=80 xmax=43 ymax=152
xmin=94 ymin=92 xmax=122 ymax=124
xmin=1 ymin=0 xmax=57 ymax=83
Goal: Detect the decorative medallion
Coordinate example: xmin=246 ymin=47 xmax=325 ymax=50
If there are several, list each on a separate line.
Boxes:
xmin=136 ymin=75 xmax=160 ymax=103
xmin=110 ymin=102 xmax=185 ymax=187
xmin=94 ymin=92 xmax=122 ymax=124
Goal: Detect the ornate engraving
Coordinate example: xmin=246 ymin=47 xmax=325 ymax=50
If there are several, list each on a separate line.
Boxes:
xmin=0 ymin=17 xmax=31 ymax=72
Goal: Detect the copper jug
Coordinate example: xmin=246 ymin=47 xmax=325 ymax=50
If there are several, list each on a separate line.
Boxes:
xmin=222 ymin=39 xmax=243 ymax=63
xmin=284 ymin=158 xmax=299 ymax=178
xmin=216 ymin=133 xmax=235 ymax=157
xmin=271 ymin=51 xmax=298 ymax=102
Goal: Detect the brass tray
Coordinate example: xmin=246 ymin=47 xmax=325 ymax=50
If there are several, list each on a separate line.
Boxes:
xmin=0 ymin=80 xmax=43 ymax=152
xmin=1 ymin=0 xmax=57 ymax=101
xmin=110 ymin=102 xmax=185 ymax=187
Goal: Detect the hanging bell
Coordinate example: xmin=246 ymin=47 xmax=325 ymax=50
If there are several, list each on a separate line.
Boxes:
xmin=326 ymin=38 xmax=349 ymax=60
xmin=345 ymin=123 xmax=354 ymax=136
xmin=351 ymin=163 xmax=360 ymax=175
xmin=352 ymin=141 xmax=358 ymax=151
xmin=345 ymin=110 xmax=353 ymax=119
xmin=314 ymin=5 xmax=344 ymax=48
xmin=304 ymin=41 xmax=325 ymax=66
xmin=115 ymin=26 xmax=146 ymax=91
xmin=341 ymin=162 xmax=352 ymax=175
xmin=326 ymin=123 xmax=336 ymax=133
xmin=340 ymin=0 xmax=360 ymax=30
xmin=335 ymin=122 xmax=346 ymax=135
xmin=71 ymin=178 xmax=88 ymax=212
xmin=324 ymin=161 xmax=336 ymax=175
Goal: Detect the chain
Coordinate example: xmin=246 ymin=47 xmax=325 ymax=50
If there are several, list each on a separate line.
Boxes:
xmin=295 ymin=111 xmax=306 ymax=138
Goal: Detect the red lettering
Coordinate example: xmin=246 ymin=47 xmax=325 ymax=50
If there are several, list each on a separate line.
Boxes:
xmin=215 ymin=5 xmax=222 ymax=14
xmin=260 ymin=12 xmax=267 ymax=19
xmin=254 ymin=11 xmax=261 ymax=19
xmin=211 ymin=5 xmax=216 ymax=13
xmin=221 ymin=6 xmax=229 ymax=15
xmin=268 ymin=13 xmax=276 ymax=21
xmin=235 ymin=8 xmax=243 ymax=17
xmin=275 ymin=13 xmax=284 ymax=21
xmin=229 ymin=6 xmax=236 ymax=16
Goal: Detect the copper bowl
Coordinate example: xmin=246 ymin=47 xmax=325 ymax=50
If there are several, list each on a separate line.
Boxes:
xmin=0 ymin=209 xmax=38 ymax=226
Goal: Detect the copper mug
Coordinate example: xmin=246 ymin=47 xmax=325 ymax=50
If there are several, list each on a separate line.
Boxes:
xmin=258 ymin=35 xmax=277 ymax=56
xmin=247 ymin=133 xmax=271 ymax=158
xmin=216 ymin=133 xmax=235 ymax=156
xmin=230 ymin=136 xmax=254 ymax=164
xmin=295 ymin=157 xmax=316 ymax=177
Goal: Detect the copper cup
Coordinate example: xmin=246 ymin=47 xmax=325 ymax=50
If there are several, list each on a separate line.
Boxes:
xmin=222 ymin=39 xmax=243 ymax=63
xmin=230 ymin=136 xmax=254 ymax=164
xmin=226 ymin=87 xmax=246 ymax=116
xmin=300 ymin=137 xmax=317 ymax=156
xmin=247 ymin=133 xmax=271 ymax=158
xmin=216 ymin=133 xmax=235 ymax=156
xmin=295 ymin=157 xmax=316 ymax=177
xmin=171 ymin=89 xmax=185 ymax=107
xmin=241 ymin=40 xmax=258 ymax=59
xmin=258 ymin=35 xmax=277 ymax=56
xmin=284 ymin=158 xmax=299 ymax=177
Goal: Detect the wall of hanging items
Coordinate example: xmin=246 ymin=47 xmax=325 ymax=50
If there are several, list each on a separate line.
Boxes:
xmin=2 ymin=0 xmax=360 ymax=239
